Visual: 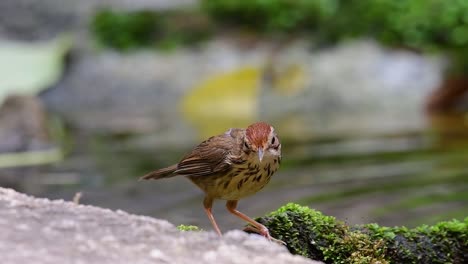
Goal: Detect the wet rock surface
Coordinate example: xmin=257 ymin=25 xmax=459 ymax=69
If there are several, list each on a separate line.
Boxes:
xmin=0 ymin=187 xmax=321 ymax=264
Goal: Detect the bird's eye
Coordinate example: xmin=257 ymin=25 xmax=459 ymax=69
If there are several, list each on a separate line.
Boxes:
xmin=271 ymin=137 xmax=276 ymax=145
xmin=244 ymin=141 xmax=249 ymax=149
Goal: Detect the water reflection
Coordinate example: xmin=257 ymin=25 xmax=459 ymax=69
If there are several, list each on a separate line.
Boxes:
xmin=8 ymin=113 xmax=467 ymax=231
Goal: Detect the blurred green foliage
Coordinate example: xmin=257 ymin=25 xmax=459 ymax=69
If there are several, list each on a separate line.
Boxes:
xmin=327 ymin=0 xmax=468 ymax=49
xmin=92 ymin=10 xmax=161 ymax=50
xmin=91 ymin=9 xmax=212 ymax=51
xmin=201 ymin=0 xmax=338 ymax=32
xmin=329 ymin=0 xmax=468 ymax=72
xmin=202 ymin=0 xmax=468 ymax=48
xmin=91 ymin=1 xmax=468 ymax=70
xmin=203 ymin=0 xmax=468 ymax=71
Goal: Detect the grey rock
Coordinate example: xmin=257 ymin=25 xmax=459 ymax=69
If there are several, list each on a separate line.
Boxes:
xmin=0 ymin=187 xmax=321 ymax=264
xmin=259 ymin=39 xmax=447 ymax=135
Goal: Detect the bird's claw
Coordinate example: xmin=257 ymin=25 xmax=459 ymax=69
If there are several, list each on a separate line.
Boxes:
xmin=243 ymin=225 xmax=287 ymax=246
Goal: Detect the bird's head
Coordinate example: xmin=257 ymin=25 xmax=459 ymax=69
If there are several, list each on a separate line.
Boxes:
xmin=244 ymin=122 xmax=281 ymax=162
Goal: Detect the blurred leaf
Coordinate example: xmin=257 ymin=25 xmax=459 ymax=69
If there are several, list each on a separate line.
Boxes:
xmin=180 ymin=67 xmax=259 ymax=138
xmin=0 ymin=148 xmax=63 ymax=168
xmin=0 ymin=36 xmax=71 ymax=104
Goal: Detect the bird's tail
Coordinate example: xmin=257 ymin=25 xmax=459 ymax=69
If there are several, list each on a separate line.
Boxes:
xmin=139 ymin=164 xmax=177 ymax=180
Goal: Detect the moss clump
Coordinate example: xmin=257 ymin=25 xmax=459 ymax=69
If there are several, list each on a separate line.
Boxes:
xmin=255 ymin=203 xmax=387 ymax=263
xmin=254 ymin=203 xmax=468 ymax=264
xmin=364 ymin=219 xmax=468 ymax=263
xmin=177 ymin=224 xmax=202 ymax=232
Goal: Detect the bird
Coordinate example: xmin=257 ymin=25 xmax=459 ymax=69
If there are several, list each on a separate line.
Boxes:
xmin=140 ymin=122 xmax=282 ymax=241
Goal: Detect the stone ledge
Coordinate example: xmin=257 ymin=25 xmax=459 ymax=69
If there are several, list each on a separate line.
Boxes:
xmin=0 ymin=187 xmax=321 ymax=264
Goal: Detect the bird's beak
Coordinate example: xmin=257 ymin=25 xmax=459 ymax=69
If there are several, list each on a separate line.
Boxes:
xmin=258 ymin=148 xmax=264 ymax=162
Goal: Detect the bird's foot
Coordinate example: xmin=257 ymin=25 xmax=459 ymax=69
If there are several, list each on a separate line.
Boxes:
xmin=243 ymin=225 xmax=286 ymax=246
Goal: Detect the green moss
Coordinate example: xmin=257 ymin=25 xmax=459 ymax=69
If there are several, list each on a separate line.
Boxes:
xmin=255 ymin=203 xmax=468 ymax=264
xmin=370 ymin=218 xmax=468 ymax=263
xmin=177 ymin=224 xmax=202 ymax=232
xmin=258 ymin=203 xmax=345 ymax=258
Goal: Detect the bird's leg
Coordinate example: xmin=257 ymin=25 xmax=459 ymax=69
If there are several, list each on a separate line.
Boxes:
xmin=226 ymin=200 xmax=285 ymax=245
xmin=203 ymin=196 xmax=222 ymax=236
xmin=226 ymin=200 xmax=269 ymax=237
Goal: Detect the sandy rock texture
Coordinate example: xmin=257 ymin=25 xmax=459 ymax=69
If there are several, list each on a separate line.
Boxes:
xmin=0 ymin=187 xmax=321 ymax=264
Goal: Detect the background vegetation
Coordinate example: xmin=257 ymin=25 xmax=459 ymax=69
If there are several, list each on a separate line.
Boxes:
xmin=92 ymin=0 xmax=468 ymax=71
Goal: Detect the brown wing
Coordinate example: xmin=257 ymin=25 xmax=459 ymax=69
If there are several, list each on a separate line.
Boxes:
xmin=175 ymin=129 xmax=244 ymax=177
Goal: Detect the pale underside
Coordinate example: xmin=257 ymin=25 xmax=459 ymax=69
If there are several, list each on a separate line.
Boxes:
xmin=188 ymin=151 xmax=279 ymax=200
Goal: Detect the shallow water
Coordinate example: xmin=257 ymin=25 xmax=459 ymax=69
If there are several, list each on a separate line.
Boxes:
xmin=8 ymin=114 xmax=468 ymax=232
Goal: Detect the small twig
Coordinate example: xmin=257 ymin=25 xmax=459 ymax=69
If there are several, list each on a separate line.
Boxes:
xmin=73 ymin=192 xmax=82 ymax=204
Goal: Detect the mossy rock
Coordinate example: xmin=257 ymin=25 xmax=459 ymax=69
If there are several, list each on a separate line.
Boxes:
xmin=253 ymin=203 xmax=468 ymax=264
